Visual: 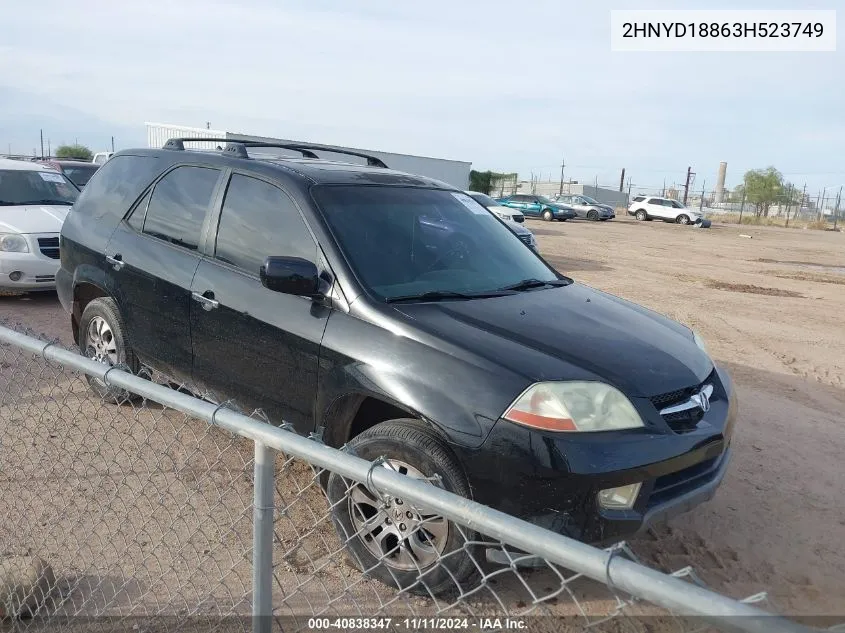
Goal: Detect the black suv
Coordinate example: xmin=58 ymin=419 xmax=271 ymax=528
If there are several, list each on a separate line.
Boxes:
xmin=58 ymin=139 xmax=735 ymax=595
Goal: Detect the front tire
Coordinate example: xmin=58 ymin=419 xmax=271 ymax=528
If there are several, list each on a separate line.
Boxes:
xmin=635 ymin=210 xmax=647 ymax=221
xmin=676 ymin=214 xmax=690 ymax=225
xmin=78 ymin=297 xmax=139 ymax=403
xmin=327 ymin=420 xmax=478 ymax=596
xmin=587 ymin=210 xmax=599 ymax=221
xmin=542 ymin=209 xmax=554 ymax=222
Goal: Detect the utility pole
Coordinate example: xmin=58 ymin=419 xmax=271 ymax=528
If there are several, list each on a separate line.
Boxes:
xmin=834 ymin=186 xmax=842 ymax=231
xmin=47 ymin=139 xmax=51 ymax=158
xmin=40 ymin=129 xmax=44 ymax=160
xmin=699 ymin=180 xmax=706 ymax=213
xmin=683 ymin=166 xmax=693 ymax=206
xmin=206 ymin=121 xmax=211 ymax=130
xmin=817 ymin=188 xmax=826 ymax=222
xmin=626 ymin=178 xmax=632 ymax=203
xmin=111 ymin=136 xmax=115 ymax=152
xmin=788 ymin=183 xmax=806 ymax=228
xmin=618 ymin=168 xmax=625 ymax=192
xmin=662 ymin=177 xmax=666 ymax=197
xmin=559 ymin=159 xmax=565 ymax=196
xmin=738 ymin=191 xmax=746 ymax=224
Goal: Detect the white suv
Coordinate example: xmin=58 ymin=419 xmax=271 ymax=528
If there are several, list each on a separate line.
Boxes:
xmin=628 ymin=196 xmax=703 ymax=225
xmin=0 ymin=158 xmax=79 ymax=291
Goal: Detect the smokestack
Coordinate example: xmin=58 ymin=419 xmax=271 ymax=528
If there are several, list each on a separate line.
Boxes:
xmin=714 ymin=161 xmax=727 ymax=203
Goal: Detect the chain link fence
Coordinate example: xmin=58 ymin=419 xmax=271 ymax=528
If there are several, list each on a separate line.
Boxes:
xmin=0 ymin=322 xmax=829 ymax=632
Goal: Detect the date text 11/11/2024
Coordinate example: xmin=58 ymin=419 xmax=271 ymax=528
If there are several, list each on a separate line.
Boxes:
xmin=306 ymin=617 xmax=527 ymax=630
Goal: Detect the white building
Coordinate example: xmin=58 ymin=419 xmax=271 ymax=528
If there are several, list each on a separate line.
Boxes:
xmin=145 ymin=123 xmax=472 ymax=189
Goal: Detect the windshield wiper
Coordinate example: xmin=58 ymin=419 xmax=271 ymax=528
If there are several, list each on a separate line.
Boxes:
xmin=498 ymin=278 xmax=569 ymax=292
xmin=10 ymin=199 xmax=74 ymax=206
xmin=386 ymin=290 xmax=509 ymax=304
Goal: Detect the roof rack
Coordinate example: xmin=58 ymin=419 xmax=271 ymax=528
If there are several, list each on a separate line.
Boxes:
xmin=162 ymin=138 xmax=389 ymax=168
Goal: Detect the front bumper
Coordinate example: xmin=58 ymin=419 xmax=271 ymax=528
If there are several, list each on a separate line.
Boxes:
xmin=0 ymin=249 xmax=60 ymax=290
xmin=459 ymin=365 xmax=736 ymax=544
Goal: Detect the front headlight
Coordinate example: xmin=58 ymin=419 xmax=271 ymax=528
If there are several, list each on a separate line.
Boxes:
xmin=693 ymin=331 xmax=709 ymax=356
xmin=0 ymin=233 xmax=29 ymax=253
xmin=503 ymin=382 xmax=644 ymax=432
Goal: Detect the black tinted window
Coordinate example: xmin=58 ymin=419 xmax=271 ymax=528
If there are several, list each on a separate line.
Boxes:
xmin=72 ymin=155 xmax=160 ymax=220
xmin=144 ymin=166 xmax=220 ymax=250
xmin=62 ymin=164 xmax=99 ymax=188
xmin=215 ymin=174 xmax=316 ymax=273
xmin=127 ymin=190 xmax=151 ymax=231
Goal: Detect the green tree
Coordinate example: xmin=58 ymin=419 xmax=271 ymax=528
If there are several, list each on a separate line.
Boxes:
xmin=742 ymin=167 xmax=784 ymax=217
xmin=55 ymin=144 xmax=93 ymax=161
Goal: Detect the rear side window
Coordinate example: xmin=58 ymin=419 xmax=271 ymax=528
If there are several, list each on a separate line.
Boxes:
xmin=214 ymin=174 xmax=316 ymax=274
xmin=632 ymin=196 xmax=645 ymax=202
xmin=72 ymin=155 xmax=160 ymax=220
xmin=143 ymin=166 xmax=220 ymax=250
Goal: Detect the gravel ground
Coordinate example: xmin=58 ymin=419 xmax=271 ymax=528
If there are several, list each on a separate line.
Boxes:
xmin=1 ymin=215 xmax=843 ymax=622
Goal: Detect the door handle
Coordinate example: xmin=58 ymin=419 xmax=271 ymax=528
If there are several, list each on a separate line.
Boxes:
xmin=105 ymin=254 xmax=124 ymax=271
xmin=191 ymin=291 xmax=219 ymax=311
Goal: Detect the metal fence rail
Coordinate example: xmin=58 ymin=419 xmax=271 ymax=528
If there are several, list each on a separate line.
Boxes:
xmin=0 ymin=323 xmax=822 ymax=632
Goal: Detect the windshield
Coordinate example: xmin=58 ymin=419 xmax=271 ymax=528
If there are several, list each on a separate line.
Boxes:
xmin=0 ymin=169 xmax=79 ymax=205
xmin=62 ymin=164 xmax=99 ymax=188
xmin=467 ymin=192 xmax=499 ymax=208
xmin=670 ymin=200 xmax=685 ymax=209
xmin=313 ymin=186 xmax=561 ymax=301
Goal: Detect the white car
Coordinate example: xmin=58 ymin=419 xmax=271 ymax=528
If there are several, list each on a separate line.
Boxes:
xmin=0 ymin=158 xmax=78 ymax=291
xmin=465 ymin=191 xmax=525 ymax=223
xmin=628 ymin=196 xmax=704 ymax=225
xmin=92 ymin=152 xmax=114 ymax=165
xmin=464 ymin=191 xmax=539 ymax=252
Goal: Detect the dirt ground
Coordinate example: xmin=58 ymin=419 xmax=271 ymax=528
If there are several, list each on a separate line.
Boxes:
xmin=1 ymin=215 xmax=843 ymax=621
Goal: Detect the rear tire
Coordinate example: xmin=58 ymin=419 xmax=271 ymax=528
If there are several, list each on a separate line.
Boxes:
xmin=78 ymin=297 xmax=139 ymax=403
xmin=327 ymin=419 xmax=479 ymax=597
xmin=676 ymin=214 xmax=690 ymax=225
xmin=635 ymin=210 xmax=647 ymax=221
xmin=542 ymin=209 xmax=554 ymax=222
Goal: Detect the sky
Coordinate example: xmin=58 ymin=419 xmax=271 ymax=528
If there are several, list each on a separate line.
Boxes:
xmin=0 ymin=0 xmax=842 ymax=194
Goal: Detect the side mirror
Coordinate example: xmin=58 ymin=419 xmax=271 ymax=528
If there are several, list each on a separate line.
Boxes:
xmin=260 ymin=256 xmax=320 ymax=297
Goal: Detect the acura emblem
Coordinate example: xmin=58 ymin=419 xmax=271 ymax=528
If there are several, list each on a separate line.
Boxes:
xmin=690 ymin=388 xmax=711 ymax=413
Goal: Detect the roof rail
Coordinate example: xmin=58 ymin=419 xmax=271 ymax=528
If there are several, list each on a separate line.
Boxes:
xmin=162 ymin=138 xmax=389 ymax=168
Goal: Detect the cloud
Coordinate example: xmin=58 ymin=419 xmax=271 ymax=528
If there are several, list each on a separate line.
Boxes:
xmin=1 ymin=0 xmax=842 ymax=189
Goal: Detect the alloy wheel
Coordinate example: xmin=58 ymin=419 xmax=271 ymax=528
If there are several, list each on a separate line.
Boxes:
xmin=347 ymin=460 xmax=449 ymax=571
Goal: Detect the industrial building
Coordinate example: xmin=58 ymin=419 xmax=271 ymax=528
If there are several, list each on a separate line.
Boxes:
xmin=145 ymin=123 xmax=472 ymax=189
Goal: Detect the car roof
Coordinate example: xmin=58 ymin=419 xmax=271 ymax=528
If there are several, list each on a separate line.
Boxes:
xmin=0 ymin=158 xmax=57 ymax=172
xmin=49 ymin=160 xmax=98 ymax=167
xmin=117 ymin=147 xmax=456 ymax=190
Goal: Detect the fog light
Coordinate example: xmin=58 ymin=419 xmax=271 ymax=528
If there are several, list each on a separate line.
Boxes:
xmin=8 ymin=271 xmax=22 ymax=282
xmin=598 ymin=483 xmax=641 ymax=510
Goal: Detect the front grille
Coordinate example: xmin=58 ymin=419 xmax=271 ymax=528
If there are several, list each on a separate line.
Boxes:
xmin=648 ymin=452 xmax=723 ymax=508
xmin=650 ymin=370 xmax=716 ymax=433
xmin=35 ymin=275 xmax=55 ymax=283
xmin=37 ymin=237 xmax=60 ymax=259
xmin=517 ymin=234 xmax=532 ymax=246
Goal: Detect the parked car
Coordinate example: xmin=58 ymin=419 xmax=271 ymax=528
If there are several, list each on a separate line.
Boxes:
xmin=554 ymin=194 xmax=615 ymax=221
xmin=628 ymin=196 xmax=704 ymax=224
xmin=464 ymin=191 xmax=525 ymax=223
xmin=0 ymin=158 xmax=78 ymax=291
xmin=465 ymin=191 xmax=539 ymax=252
xmin=92 ymin=152 xmax=114 ymax=165
xmin=40 ymin=159 xmax=100 ymax=189
xmin=58 ymin=140 xmax=735 ymax=596
xmin=496 ymin=194 xmax=577 ymax=222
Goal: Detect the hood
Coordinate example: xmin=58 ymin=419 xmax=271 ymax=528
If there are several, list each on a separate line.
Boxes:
xmin=505 ymin=221 xmax=532 ymax=236
xmin=392 ymin=283 xmax=712 ymax=397
xmin=0 ymin=205 xmax=70 ymax=234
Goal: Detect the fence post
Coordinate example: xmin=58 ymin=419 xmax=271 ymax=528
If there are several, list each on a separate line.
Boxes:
xmin=253 ymin=441 xmax=275 ymax=633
